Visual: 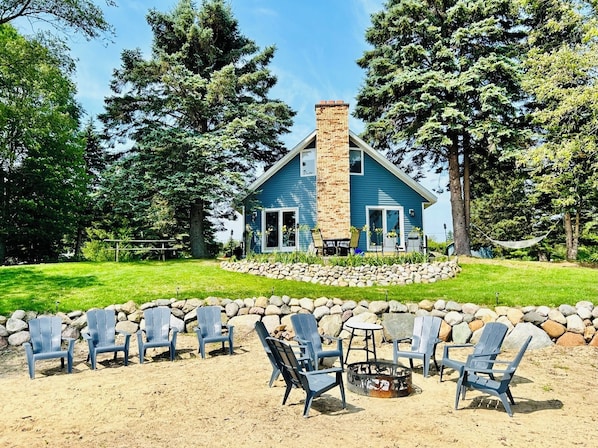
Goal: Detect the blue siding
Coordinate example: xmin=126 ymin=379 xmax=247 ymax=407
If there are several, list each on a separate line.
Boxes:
xmin=244 ymin=155 xmax=316 ymax=252
xmin=350 ymin=153 xmax=427 ymax=250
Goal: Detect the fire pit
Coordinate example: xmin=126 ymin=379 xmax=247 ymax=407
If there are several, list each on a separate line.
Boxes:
xmin=346 ymin=361 xmax=412 ymax=398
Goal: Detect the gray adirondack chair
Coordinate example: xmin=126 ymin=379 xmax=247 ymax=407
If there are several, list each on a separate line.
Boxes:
xmin=82 ymin=309 xmax=131 ymax=369
xmin=392 ymin=315 xmax=442 ymax=377
xmin=195 ymin=306 xmax=234 ymax=359
xmin=455 ymin=336 xmax=532 ymax=417
xmin=290 ymin=313 xmax=343 ymax=370
xmin=24 ymin=317 xmax=75 ymax=379
xmin=266 ymin=337 xmax=346 ymax=418
xmin=255 ymin=320 xmax=280 ymax=387
xmin=137 ymin=306 xmax=178 ymax=363
xmin=440 ymin=322 xmax=508 ymax=382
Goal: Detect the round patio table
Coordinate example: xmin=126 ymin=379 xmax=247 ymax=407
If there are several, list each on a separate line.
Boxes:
xmin=344 ymin=321 xmax=383 ymax=365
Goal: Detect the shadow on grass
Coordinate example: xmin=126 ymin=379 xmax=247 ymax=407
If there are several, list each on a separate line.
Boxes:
xmin=0 ymin=268 xmax=100 ymax=314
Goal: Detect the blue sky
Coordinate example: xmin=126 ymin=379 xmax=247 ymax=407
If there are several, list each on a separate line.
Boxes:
xmin=32 ymin=0 xmax=453 ymax=242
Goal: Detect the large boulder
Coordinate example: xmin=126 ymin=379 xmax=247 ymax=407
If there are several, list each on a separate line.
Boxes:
xmin=503 ymin=322 xmax=553 ymax=350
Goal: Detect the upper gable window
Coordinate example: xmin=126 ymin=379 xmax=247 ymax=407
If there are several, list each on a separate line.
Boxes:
xmin=301 ymin=147 xmax=315 ymax=177
xmin=350 ymin=149 xmax=363 ymax=174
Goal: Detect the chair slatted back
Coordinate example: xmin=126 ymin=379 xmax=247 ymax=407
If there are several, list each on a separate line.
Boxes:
xmin=291 ymin=314 xmax=322 ymax=354
xmin=411 ymin=315 xmax=441 ymax=352
xmin=29 ymin=317 xmax=62 ymax=354
xmin=144 ymin=307 xmax=171 ymax=342
xmin=267 ymin=337 xmax=308 ymax=390
xmin=469 ymin=322 xmax=508 ymax=369
xmin=197 ymin=306 xmax=223 ymax=338
xmin=87 ymin=309 xmax=116 ymax=346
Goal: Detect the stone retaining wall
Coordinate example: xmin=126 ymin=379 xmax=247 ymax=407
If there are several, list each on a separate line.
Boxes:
xmin=220 ymin=259 xmax=461 ymax=286
xmin=2 ymin=295 xmax=597 ymax=351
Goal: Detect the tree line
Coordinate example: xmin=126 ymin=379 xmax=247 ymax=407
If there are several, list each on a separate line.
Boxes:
xmin=0 ymin=0 xmax=596 ymax=263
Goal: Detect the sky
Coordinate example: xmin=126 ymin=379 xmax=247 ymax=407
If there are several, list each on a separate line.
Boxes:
xmin=17 ymin=0 xmax=453 ymax=243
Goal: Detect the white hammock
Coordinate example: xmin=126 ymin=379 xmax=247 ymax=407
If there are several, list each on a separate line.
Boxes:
xmin=473 ymin=224 xmax=554 ymax=249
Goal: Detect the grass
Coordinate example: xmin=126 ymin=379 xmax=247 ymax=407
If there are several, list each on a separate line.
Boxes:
xmin=0 ymin=257 xmax=596 ymax=315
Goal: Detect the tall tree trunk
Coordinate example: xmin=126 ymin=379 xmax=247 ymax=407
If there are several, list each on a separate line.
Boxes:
xmin=190 ymin=200 xmax=208 ymax=258
xmin=463 ymin=136 xmax=471 ymax=232
xmin=564 ymin=211 xmax=579 ymax=260
xmin=448 ymin=139 xmax=471 ymax=255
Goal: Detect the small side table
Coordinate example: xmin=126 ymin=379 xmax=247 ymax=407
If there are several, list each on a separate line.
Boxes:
xmin=345 ymin=321 xmax=384 ymax=365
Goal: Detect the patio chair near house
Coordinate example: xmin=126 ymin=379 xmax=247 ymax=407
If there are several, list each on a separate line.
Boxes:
xmin=392 ymin=315 xmax=442 ymax=377
xmin=455 ymin=336 xmax=532 ymax=417
xmin=137 ymin=306 xmax=178 ymax=364
xmin=83 ymin=309 xmax=131 ymax=370
xmin=24 ymin=316 xmax=75 ymax=379
xmin=195 ymin=306 xmax=234 ymax=359
xmin=311 ymin=229 xmax=336 ymax=256
xmin=291 ymin=313 xmax=343 ymax=370
xmin=266 ymin=337 xmax=346 ymax=418
xmin=440 ymin=322 xmax=508 ymax=382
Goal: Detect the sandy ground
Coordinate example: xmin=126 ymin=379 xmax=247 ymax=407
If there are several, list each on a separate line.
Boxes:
xmin=1 ymin=333 xmax=597 ymax=448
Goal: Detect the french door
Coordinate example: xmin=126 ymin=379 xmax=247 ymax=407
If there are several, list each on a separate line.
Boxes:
xmin=263 ymin=208 xmax=297 ymax=252
xmin=366 ymin=207 xmax=404 ymax=252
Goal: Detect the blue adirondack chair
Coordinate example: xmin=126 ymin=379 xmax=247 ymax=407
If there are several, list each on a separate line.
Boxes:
xmin=82 ymin=309 xmax=131 ymax=369
xmin=290 ymin=313 xmax=343 ymax=370
xmin=255 ymin=320 xmax=280 ymax=387
xmin=266 ymin=337 xmax=346 ymax=418
xmin=455 ymin=336 xmax=532 ymax=417
xmin=137 ymin=307 xmax=178 ymax=363
xmin=392 ymin=315 xmax=442 ymax=377
xmin=440 ymin=322 xmax=508 ymax=382
xmin=195 ymin=306 xmax=234 ymax=359
xmin=24 ymin=317 xmax=75 ymax=379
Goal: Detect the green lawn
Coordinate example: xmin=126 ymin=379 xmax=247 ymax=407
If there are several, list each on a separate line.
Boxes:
xmin=0 ymin=258 xmax=596 ymax=315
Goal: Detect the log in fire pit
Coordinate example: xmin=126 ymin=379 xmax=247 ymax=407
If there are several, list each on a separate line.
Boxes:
xmin=346 ymin=361 xmax=412 ymax=398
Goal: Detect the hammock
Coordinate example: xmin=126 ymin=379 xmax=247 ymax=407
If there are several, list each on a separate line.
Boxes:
xmin=472 ymin=224 xmax=554 ymax=249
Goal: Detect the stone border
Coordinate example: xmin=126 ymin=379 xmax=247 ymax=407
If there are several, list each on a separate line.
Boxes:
xmin=220 ymin=259 xmax=461 ymax=286
xmin=2 ymin=296 xmax=596 ymax=350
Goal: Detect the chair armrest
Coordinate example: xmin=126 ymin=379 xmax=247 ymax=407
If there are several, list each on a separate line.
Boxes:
xmin=81 ymin=332 xmax=91 ymax=341
xmin=303 ymin=367 xmax=343 ymax=376
xmin=393 ymin=337 xmax=412 ymax=343
xmin=442 ymin=343 xmax=474 ymax=358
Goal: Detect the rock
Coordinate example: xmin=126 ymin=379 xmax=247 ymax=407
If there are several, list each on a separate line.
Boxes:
xmin=115 ymin=320 xmax=138 ymax=335
xmin=319 ymin=314 xmax=343 ymax=338
xmin=261 ymin=315 xmax=281 ymax=334
xmin=8 ymin=330 xmax=30 ymax=346
xmin=548 ymin=309 xmax=567 ymax=325
xmin=313 ymin=306 xmax=330 ymax=320
xmin=445 ymin=301 xmax=462 ymax=312
xmin=254 ymin=296 xmax=269 ymax=308
xmin=381 ymin=313 xmax=415 ymax=341
xmin=461 ymin=303 xmax=480 ymax=315
xmin=11 ymin=310 xmax=26 ymax=320
xmin=468 ymin=320 xmax=484 ymax=333
xmin=444 ymin=311 xmax=463 ymax=326
xmin=369 ymin=301 xmax=389 ymax=315
xmin=225 ymin=302 xmax=240 ymax=318
xmin=265 ymin=305 xmax=282 ymax=316
xmin=451 ymin=322 xmax=472 ymax=344
xmin=523 ymin=311 xmax=547 ymax=325
xmin=503 ymin=322 xmax=553 ymax=350
xmin=6 ymin=317 xmax=28 ymax=333
xmin=439 ymin=320 xmax=451 ymax=342
xmin=541 ymin=320 xmax=566 ymax=339
xmin=565 ymin=314 xmax=585 ymax=334
xmin=298 ymin=298 xmax=314 ymax=312
xmin=556 ymin=332 xmax=586 ymax=346
xmin=170 ymin=315 xmax=185 ymax=334
xmin=418 ymin=300 xmax=434 ymax=312
xmin=121 ymin=300 xmax=137 ymax=314
xmin=506 ymin=308 xmax=524 ymax=325
xmin=228 ymin=314 xmax=260 ymax=338
xmin=558 ymin=304 xmax=577 ymax=317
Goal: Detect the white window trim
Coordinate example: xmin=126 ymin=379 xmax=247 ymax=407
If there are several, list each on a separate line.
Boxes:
xmin=365 ymin=206 xmax=405 ymax=252
xmin=261 ymin=207 xmax=299 ymax=253
xmin=300 ymin=148 xmax=315 ymax=177
xmin=350 ymin=148 xmax=363 ymax=176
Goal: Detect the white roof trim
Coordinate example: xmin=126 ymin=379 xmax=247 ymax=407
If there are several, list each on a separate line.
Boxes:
xmin=247 ymin=129 xmax=437 ymax=207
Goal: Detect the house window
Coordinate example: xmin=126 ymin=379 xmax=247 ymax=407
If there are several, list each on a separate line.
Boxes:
xmin=263 ymin=208 xmax=297 ymax=252
xmin=301 ymin=148 xmax=315 ymax=176
xmin=366 ymin=206 xmax=404 ymax=251
xmin=350 ymin=149 xmax=363 ymax=174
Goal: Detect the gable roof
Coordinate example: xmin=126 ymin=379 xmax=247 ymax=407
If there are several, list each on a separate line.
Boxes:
xmin=248 ymin=129 xmax=437 ymax=207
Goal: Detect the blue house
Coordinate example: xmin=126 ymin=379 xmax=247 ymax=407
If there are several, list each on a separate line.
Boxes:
xmin=243 ymin=101 xmax=436 ymax=254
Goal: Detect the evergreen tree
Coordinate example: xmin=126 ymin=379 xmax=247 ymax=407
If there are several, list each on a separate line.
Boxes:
xmin=0 ymin=24 xmax=86 ymax=261
xmin=355 ymin=0 xmax=528 ymax=255
xmin=100 ymin=0 xmax=294 ymax=258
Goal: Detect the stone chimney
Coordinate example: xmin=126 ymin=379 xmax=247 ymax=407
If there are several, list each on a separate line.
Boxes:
xmin=315 ymin=100 xmax=351 ymax=238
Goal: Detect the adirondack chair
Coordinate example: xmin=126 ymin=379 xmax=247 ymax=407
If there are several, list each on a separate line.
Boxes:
xmin=255 ymin=320 xmax=280 ymax=387
xmin=266 ymin=337 xmax=346 ymax=418
xmin=392 ymin=315 xmax=442 ymax=377
xmin=290 ymin=313 xmax=343 ymax=370
xmin=439 ymin=322 xmax=508 ymax=382
xmin=455 ymin=336 xmax=532 ymax=417
xmin=137 ymin=306 xmax=178 ymax=364
xmin=82 ymin=309 xmax=131 ymax=370
xmin=24 ymin=317 xmax=75 ymax=379
xmin=195 ymin=306 xmax=234 ymax=359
